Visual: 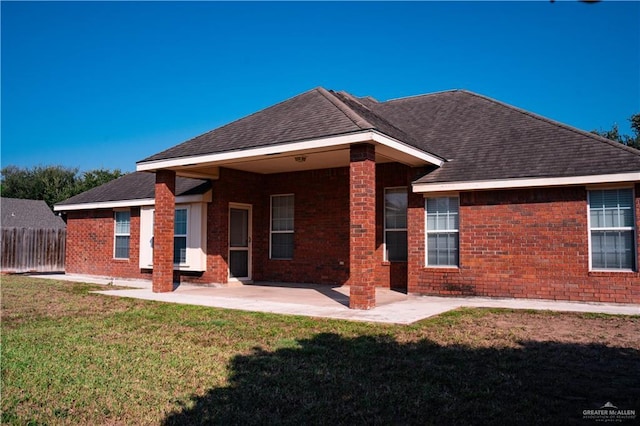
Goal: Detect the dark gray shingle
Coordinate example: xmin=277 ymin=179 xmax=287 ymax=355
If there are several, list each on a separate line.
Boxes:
xmin=139 ymin=88 xmax=369 ymax=163
xmin=370 ymin=90 xmax=640 ymax=183
xmin=55 ymin=172 xmax=210 ymax=206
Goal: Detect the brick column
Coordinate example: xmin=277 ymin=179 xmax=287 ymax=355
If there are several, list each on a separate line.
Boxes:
xmin=349 ymin=144 xmax=376 ymax=309
xmin=153 ymin=170 xmax=176 ymax=292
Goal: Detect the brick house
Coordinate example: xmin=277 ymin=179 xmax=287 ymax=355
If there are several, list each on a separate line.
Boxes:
xmin=55 ymin=88 xmax=640 ymax=308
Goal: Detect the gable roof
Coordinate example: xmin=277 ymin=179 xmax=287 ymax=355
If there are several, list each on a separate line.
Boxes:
xmin=54 ymin=172 xmax=211 ymax=210
xmin=137 ymin=87 xmax=640 ymax=190
xmin=1 ymin=198 xmax=66 ymax=229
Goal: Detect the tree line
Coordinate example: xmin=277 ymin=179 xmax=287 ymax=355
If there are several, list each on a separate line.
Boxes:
xmin=592 ymin=113 xmax=640 ymax=150
xmin=0 ymin=165 xmax=124 ymax=209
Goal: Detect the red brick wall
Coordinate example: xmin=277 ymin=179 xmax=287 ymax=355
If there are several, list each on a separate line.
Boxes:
xmin=408 ymin=184 xmax=640 ymax=304
xmin=257 ymin=163 xmax=413 ymax=287
xmin=201 ymin=168 xmax=265 ymax=284
xmin=374 ymin=163 xmax=413 ymax=290
xmin=257 ymin=168 xmax=350 ymax=284
xmin=65 ymin=208 xmax=144 ymax=279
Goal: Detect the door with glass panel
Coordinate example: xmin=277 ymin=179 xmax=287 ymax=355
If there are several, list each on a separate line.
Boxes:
xmin=229 ymin=205 xmax=251 ymax=280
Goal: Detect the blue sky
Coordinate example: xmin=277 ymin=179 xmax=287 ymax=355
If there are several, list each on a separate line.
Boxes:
xmin=2 ymin=1 xmax=639 ymax=173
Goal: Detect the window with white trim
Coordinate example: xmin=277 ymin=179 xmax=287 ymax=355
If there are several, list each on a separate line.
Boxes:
xmin=589 ymin=188 xmax=636 ymax=270
xmin=385 ymin=187 xmax=407 ymax=261
xmin=271 ymin=195 xmax=294 ymax=259
xmin=174 ymin=208 xmax=188 ymax=264
xmin=114 ymin=210 xmax=131 ymax=259
xmin=426 ymin=197 xmax=459 ymax=267
xmin=139 ymin=204 xmax=206 ymax=272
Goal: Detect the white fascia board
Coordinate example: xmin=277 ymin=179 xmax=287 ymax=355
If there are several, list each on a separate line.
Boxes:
xmin=53 ymin=193 xmax=210 ymax=212
xmin=137 ymin=131 xmax=443 ymax=171
xmin=370 ymin=131 xmax=444 ymax=166
xmin=412 ymin=172 xmax=640 ymax=193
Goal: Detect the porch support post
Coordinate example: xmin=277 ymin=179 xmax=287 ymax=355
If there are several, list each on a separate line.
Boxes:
xmin=349 ymin=143 xmax=376 ymax=309
xmin=153 ymin=170 xmax=176 ymax=293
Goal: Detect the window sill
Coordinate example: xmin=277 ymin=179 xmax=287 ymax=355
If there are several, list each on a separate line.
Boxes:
xmin=589 ymin=269 xmax=637 ymax=276
xmin=141 ymin=264 xmax=206 ymax=272
xmin=381 ymin=261 xmax=408 ymax=266
xmin=423 ymin=266 xmax=460 ymax=272
xmin=174 ymin=264 xmax=206 ymax=272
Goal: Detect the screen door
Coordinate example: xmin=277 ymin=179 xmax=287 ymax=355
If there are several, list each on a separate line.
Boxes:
xmin=229 ymin=206 xmax=251 ymax=279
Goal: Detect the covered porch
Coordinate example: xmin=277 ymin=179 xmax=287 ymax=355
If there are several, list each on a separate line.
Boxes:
xmin=137 ymin=131 xmax=443 ymax=309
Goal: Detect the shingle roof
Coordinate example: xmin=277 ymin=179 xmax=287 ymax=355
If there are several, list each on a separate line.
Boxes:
xmin=1 ymin=198 xmax=66 ymax=229
xmin=140 ymin=88 xmax=373 ymax=163
xmin=365 ymin=90 xmax=640 ymax=183
xmin=55 ymin=172 xmax=210 ymax=206
xmin=138 ymin=87 xmax=640 ymax=184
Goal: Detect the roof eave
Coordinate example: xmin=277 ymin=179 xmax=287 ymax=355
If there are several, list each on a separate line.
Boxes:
xmin=136 ymin=130 xmax=444 ymax=173
xmin=412 ymin=172 xmax=640 ymax=193
xmin=54 ymin=191 xmax=212 ymax=212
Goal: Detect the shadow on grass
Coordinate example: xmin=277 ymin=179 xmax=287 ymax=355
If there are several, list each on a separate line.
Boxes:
xmin=163 ymin=333 xmax=640 ymax=425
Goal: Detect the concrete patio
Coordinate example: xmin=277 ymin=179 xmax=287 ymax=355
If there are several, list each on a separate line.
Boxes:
xmin=33 ymin=274 xmax=640 ymax=324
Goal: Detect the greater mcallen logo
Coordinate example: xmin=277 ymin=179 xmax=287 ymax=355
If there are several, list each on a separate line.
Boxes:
xmin=583 ymin=402 xmax=636 ymax=422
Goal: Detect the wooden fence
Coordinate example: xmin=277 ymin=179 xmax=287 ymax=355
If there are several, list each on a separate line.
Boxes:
xmin=1 ymin=228 xmax=66 ymax=273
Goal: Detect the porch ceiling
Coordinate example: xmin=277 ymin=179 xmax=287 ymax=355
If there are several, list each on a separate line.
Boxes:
xmin=175 ymin=145 xmax=410 ymax=178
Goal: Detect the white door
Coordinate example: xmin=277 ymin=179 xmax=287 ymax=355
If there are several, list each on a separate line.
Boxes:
xmin=229 ymin=205 xmax=251 ymax=280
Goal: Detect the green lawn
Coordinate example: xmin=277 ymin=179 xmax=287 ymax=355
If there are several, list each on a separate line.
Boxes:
xmin=2 ymin=275 xmax=639 ymax=425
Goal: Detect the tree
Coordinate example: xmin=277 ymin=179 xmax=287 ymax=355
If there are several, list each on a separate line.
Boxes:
xmin=592 ymin=113 xmax=640 ymax=150
xmin=75 ymin=168 xmax=125 ymax=194
xmin=0 ymin=165 xmax=124 ymax=209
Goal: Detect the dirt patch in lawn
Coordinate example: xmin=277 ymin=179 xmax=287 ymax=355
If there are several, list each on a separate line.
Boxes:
xmin=417 ymin=308 xmax=639 ymax=348
xmin=1 ymin=275 xmax=147 ymax=328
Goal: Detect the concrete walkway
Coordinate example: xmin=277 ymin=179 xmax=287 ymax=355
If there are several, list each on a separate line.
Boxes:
xmin=33 ymin=274 xmax=640 ymax=324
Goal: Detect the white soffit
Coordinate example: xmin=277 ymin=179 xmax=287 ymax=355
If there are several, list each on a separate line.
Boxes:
xmin=412 ymin=172 xmax=640 ymax=193
xmin=136 ymin=130 xmax=444 ymax=172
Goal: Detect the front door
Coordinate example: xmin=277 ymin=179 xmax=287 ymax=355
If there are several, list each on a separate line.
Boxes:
xmin=229 ymin=205 xmax=251 ymax=281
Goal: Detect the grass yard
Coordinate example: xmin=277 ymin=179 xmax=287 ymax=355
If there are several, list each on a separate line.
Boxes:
xmin=2 ymin=275 xmax=639 ymax=425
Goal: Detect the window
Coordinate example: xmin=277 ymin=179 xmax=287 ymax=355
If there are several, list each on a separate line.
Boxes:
xmin=589 ymin=188 xmax=636 ymax=270
xmin=426 ymin=197 xmax=459 ymax=267
xmin=385 ymin=188 xmax=408 ymax=261
xmin=114 ymin=210 xmax=131 ymax=259
xmin=174 ymin=208 xmax=188 ymax=264
xmin=271 ymin=195 xmax=294 ymax=259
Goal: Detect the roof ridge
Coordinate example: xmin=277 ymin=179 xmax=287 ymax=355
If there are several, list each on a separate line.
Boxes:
xmin=460 ymin=90 xmax=640 ymax=157
xmin=384 ymin=89 xmax=462 ymax=104
xmin=316 ymin=87 xmax=374 ymax=130
xmin=330 ymin=90 xmax=449 ymax=161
